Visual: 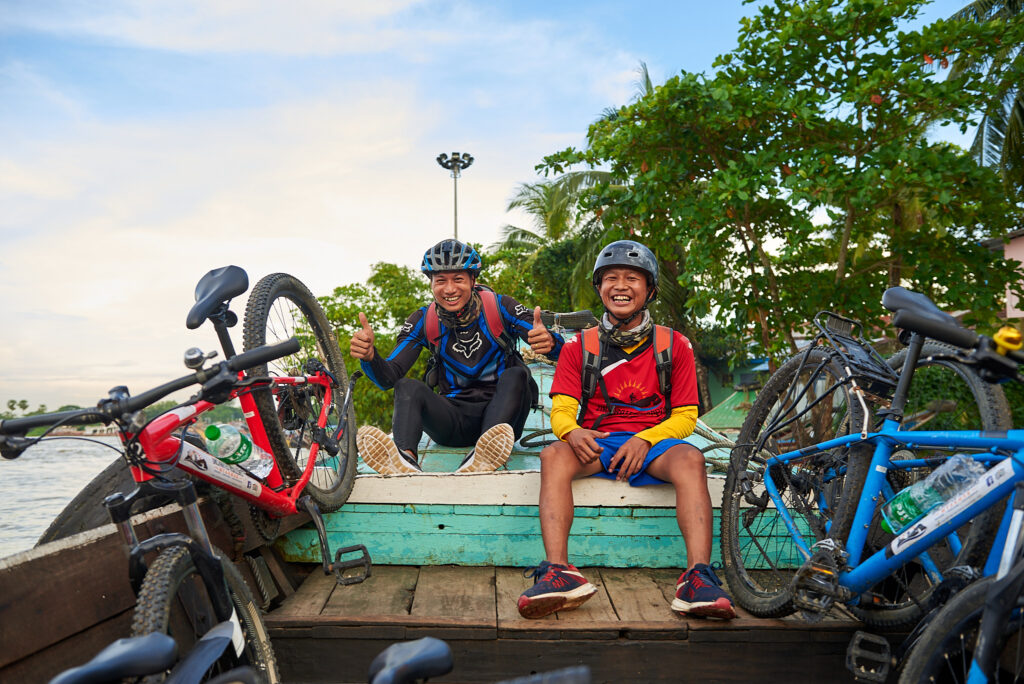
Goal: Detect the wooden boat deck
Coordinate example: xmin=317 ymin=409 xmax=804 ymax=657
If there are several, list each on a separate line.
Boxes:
xmin=265 ymin=564 xmax=869 ymax=683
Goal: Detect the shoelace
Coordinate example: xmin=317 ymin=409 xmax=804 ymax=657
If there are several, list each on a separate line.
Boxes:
xmin=523 ymin=562 xmax=557 ymax=582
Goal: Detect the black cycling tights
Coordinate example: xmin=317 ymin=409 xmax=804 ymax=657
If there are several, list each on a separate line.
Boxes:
xmin=391 ymin=366 xmax=532 ymax=454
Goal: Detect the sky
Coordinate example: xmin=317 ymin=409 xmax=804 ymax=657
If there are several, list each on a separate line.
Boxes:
xmin=1 ymin=0 xmax=968 ymax=409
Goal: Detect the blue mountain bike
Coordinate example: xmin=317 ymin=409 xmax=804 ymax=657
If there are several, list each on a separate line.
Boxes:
xmin=720 ymin=287 xmax=1022 ymax=646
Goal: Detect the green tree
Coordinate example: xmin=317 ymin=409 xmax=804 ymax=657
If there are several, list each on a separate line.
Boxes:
xmin=951 ymin=0 xmax=1024 ymax=199
xmin=543 ymin=0 xmax=1024 ymax=364
xmin=319 ymin=262 xmax=431 ymax=430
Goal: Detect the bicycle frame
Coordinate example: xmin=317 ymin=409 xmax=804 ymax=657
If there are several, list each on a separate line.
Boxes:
xmin=132 ymin=372 xmax=335 ymax=518
xmin=760 ymin=423 xmax=1024 ymax=604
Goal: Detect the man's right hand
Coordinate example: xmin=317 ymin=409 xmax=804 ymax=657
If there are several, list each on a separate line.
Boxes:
xmin=349 ymin=312 xmax=376 ymax=361
xmin=565 ymin=428 xmax=611 ymax=465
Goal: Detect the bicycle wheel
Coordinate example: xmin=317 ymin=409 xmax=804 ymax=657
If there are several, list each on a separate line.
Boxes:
xmin=898 ymin=576 xmax=1024 ymax=683
xmin=844 ymin=343 xmax=1012 ymax=629
xmin=721 ymin=347 xmax=866 ymax=618
xmin=130 ymin=546 xmax=279 ymax=684
xmin=242 ymin=273 xmax=356 ymax=512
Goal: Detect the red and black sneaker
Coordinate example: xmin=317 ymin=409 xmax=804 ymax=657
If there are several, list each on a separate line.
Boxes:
xmin=671 ymin=563 xmax=736 ymax=619
xmin=517 ymin=561 xmax=597 ymax=619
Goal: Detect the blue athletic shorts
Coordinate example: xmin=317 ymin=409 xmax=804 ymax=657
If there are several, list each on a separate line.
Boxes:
xmin=589 ymin=431 xmax=694 ymax=487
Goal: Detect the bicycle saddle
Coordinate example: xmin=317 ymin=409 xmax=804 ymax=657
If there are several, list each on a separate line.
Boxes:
xmin=187 ymin=265 xmax=249 ymax=329
xmin=368 ymin=636 xmax=454 ymax=684
xmin=881 ymin=286 xmax=978 ymax=349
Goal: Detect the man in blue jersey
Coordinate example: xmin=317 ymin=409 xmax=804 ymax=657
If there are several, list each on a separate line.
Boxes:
xmin=350 ymin=239 xmax=564 ymax=475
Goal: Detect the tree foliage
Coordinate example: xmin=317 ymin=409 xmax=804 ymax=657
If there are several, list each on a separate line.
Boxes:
xmin=319 ymin=262 xmax=432 ymax=430
xmin=542 ymin=0 xmax=1024 ymax=363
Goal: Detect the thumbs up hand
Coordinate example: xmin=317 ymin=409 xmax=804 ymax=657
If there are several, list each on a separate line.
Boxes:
xmin=527 ymin=306 xmax=555 ymax=355
xmin=350 ymin=312 xmax=376 ymax=361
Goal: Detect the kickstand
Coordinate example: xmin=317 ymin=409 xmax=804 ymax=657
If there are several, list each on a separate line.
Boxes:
xmin=297 ymin=495 xmax=372 ymax=585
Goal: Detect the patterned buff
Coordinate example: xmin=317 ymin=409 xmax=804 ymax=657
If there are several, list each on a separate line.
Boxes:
xmin=600 ymin=310 xmax=653 ymax=347
xmin=436 ymin=290 xmax=483 ymax=329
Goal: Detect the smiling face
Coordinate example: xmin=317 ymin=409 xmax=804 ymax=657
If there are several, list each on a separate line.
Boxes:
xmin=598 ymin=266 xmax=651 ymax=327
xmin=431 ymin=271 xmax=475 ymax=312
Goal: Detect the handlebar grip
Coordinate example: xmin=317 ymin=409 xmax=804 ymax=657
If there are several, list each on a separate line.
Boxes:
xmin=541 ymin=310 xmax=600 ymax=330
xmin=228 ymin=338 xmax=301 ymax=372
xmin=892 ymin=309 xmax=979 ymax=350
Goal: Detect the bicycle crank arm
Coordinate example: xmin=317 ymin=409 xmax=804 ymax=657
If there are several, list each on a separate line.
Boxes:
xmin=296 ymin=495 xmax=372 ymax=585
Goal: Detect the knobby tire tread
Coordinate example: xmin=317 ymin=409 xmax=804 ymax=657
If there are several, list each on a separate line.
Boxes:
xmin=242 ymin=273 xmax=356 ymax=512
xmin=843 ymin=343 xmax=1012 ymax=629
xmin=897 ymin=576 xmax=1024 ymax=683
xmin=130 ymin=545 xmax=279 ymax=684
xmin=721 ymin=348 xmax=864 ymax=618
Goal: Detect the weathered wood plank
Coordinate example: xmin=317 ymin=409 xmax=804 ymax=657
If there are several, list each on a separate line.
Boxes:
xmin=0 ymin=499 xmax=233 ymax=671
xmin=323 ymin=565 xmax=419 ymax=618
xmin=271 ymin=568 xmax=336 ymax=618
xmin=547 ymin=567 xmax=619 ymax=640
xmin=600 ymin=567 xmax=680 ymax=624
xmin=410 ymin=566 xmax=495 ymax=626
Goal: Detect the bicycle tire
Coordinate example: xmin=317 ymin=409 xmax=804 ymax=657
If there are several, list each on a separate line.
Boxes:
xmin=843 ymin=343 xmax=1011 ymax=629
xmin=721 ymin=347 xmax=866 ymax=618
xmin=130 ymin=546 xmax=280 ymax=684
xmin=898 ymin=576 xmax=1024 ymax=683
xmin=242 ymin=273 xmax=356 ymax=512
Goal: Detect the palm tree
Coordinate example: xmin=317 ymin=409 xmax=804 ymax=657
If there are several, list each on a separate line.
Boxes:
xmin=492 ymin=170 xmax=613 ymax=254
xmin=950 ymin=1 xmax=1024 ymax=197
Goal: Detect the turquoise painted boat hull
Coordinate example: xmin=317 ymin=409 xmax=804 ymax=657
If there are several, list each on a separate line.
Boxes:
xmin=277 ymin=362 xmax=802 ymax=568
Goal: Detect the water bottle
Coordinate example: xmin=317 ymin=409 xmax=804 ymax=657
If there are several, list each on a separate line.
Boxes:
xmin=880 ymin=454 xmax=987 ymax=534
xmin=203 ymin=423 xmax=274 ymax=479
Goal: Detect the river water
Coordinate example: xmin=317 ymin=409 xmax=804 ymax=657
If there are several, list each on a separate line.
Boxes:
xmin=0 ymin=436 xmax=121 ymax=559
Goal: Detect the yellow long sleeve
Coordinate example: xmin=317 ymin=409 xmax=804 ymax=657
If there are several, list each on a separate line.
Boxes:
xmin=549 ymin=394 xmax=698 ymax=445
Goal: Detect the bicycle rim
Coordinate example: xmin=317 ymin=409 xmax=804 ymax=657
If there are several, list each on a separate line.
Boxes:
xmin=847 ymin=344 xmax=1012 ymax=629
xmin=721 ymin=347 xmax=864 ymax=618
xmin=130 ymin=546 xmax=279 ymax=683
xmin=898 ymin=577 xmax=1024 ymax=683
xmin=242 ymin=273 xmax=356 ymax=513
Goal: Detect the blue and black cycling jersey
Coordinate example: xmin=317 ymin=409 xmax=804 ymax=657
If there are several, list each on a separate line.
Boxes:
xmin=361 ymin=294 xmax=565 ymax=404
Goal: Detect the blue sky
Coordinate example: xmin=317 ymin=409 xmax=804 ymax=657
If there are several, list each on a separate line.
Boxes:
xmin=1 ymin=0 xmax=967 ymax=407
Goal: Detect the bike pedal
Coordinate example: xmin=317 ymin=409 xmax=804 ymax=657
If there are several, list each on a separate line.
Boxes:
xmin=332 ymin=544 xmax=372 ymax=585
xmin=845 ymin=631 xmax=891 ymax=683
xmin=792 ymin=545 xmax=852 ymax=621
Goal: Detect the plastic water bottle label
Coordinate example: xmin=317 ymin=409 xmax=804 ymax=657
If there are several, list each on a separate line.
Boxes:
xmin=179 ymin=444 xmax=263 ymax=496
xmin=889 ymin=458 xmax=1013 ymax=556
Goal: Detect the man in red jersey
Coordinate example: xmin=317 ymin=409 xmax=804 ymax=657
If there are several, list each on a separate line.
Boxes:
xmin=517 ymin=240 xmax=735 ymax=620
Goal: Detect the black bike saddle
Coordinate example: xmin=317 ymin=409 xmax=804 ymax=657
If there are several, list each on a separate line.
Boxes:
xmin=186 ymin=265 xmax=249 ymax=330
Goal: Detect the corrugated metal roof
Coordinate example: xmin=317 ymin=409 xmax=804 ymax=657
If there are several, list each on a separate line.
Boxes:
xmin=700 ymin=390 xmax=756 ymax=430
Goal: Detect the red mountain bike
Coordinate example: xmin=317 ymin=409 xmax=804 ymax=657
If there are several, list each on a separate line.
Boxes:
xmin=0 ymin=267 xmax=367 ymax=681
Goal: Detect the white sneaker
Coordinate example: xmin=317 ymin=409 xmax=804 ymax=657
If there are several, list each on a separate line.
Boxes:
xmin=357 ymin=425 xmax=421 ymax=475
xmin=456 ymin=423 xmax=514 ymax=473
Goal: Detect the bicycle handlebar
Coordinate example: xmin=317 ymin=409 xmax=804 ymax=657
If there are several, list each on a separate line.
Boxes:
xmin=0 ymin=338 xmax=300 ymax=439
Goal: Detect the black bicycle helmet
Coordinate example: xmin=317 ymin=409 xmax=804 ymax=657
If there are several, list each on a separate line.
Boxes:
xmin=592 ymin=240 xmax=658 ymax=299
xmin=421 ymin=239 xmax=482 ymax=277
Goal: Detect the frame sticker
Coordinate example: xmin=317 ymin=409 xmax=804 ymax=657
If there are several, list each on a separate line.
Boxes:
xmin=889 ymin=457 xmax=1014 ymax=556
xmin=179 ymin=444 xmax=262 ymax=496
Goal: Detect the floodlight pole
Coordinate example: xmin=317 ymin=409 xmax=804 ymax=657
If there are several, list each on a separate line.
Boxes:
xmin=435 ymin=152 xmax=474 ymax=240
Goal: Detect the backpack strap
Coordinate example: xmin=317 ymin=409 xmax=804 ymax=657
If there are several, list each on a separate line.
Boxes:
xmin=578 ymin=327 xmax=603 ymax=425
xmin=577 ymin=325 xmax=674 ymax=425
xmin=653 ymin=325 xmax=674 ymax=416
xmin=476 ymin=287 xmax=507 ymax=346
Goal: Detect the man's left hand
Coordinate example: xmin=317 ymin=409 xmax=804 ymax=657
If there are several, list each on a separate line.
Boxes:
xmin=607 ymin=436 xmax=651 ymax=482
xmin=527 ymin=306 xmax=555 ymax=354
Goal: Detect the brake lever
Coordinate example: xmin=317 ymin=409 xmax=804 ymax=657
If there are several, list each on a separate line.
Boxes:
xmin=0 ymin=434 xmax=35 ymax=460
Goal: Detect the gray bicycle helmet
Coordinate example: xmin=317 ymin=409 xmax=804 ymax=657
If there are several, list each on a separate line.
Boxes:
xmin=421 ymin=239 xmax=482 ymax=277
xmin=592 ymin=240 xmax=658 ymax=299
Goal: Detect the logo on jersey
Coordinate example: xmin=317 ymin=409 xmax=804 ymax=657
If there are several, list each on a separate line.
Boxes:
xmin=452 ymin=332 xmax=483 ymax=358
xmin=513 ymin=303 xmax=529 ymax=317
xmin=401 ymin=321 xmax=413 ymax=335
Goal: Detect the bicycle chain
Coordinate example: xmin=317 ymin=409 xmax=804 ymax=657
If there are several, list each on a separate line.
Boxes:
xmin=249 ymin=504 xmax=282 ymax=543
